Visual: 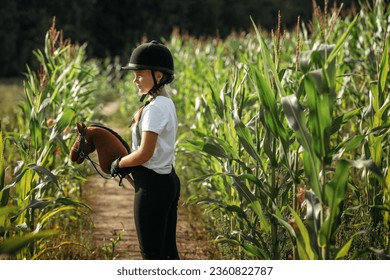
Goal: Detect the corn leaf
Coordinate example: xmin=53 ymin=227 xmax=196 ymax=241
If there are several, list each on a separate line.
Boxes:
xmin=3 ymin=161 xmax=28 ymax=191
xmin=242 ymin=242 xmax=269 ymax=259
xmin=330 ymin=107 xmax=361 ymax=135
xmin=272 ymin=212 xmax=296 ymax=239
xmin=252 ymin=69 xmax=289 ymax=149
xmin=40 ymin=205 xmax=78 ymax=225
xmin=281 ymin=94 xmax=321 ymax=198
xmin=10 ymin=198 xmax=54 ymax=223
xmin=251 ymin=17 xmax=286 ymax=97
xmin=319 ymin=160 xmax=350 ymax=246
xmin=290 ymin=206 xmax=317 ymax=260
xmin=233 ymin=112 xmax=261 ymax=163
xmin=0 ymin=230 xmax=57 ymax=255
xmin=28 ymin=163 xmax=59 ymax=188
xmin=229 ymin=174 xmax=270 ymax=232
xmin=209 ymin=83 xmax=225 ymax=119
xmin=345 ymin=159 xmax=383 ymax=180
xmin=49 ymin=107 xmax=75 ymax=141
xmin=379 ymin=38 xmax=389 ymax=95
xmin=335 ymin=230 xmax=366 ymax=260
xmin=305 ymin=71 xmax=332 ymax=158
xmin=55 ymin=197 xmax=91 ymax=210
xmin=327 ymin=15 xmax=359 ymax=64
xmin=335 ymin=237 xmax=354 ymax=259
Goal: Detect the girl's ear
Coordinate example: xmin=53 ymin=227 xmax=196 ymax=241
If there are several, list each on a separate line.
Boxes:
xmin=155 ymin=71 xmax=164 ymax=83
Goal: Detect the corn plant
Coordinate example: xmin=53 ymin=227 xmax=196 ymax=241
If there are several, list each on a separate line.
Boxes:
xmin=0 ymin=19 xmax=96 ymax=259
xmin=180 ymin=0 xmax=389 ymax=259
xmin=102 ymin=222 xmax=125 ymax=260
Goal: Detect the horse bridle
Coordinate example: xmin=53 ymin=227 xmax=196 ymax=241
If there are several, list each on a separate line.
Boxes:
xmin=72 ymin=125 xmax=114 ymax=180
xmin=72 ymin=125 xmax=95 ymax=160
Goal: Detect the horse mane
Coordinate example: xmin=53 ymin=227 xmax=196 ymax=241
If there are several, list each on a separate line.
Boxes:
xmin=90 ymin=124 xmax=131 ymax=153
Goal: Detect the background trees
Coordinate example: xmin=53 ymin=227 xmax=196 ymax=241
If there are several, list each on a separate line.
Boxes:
xmin=0 ymin=0 xmax=360 ymax=77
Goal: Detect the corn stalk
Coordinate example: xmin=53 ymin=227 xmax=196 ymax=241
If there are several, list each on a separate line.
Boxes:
xmin=0 ymin=19 xmax=95 ymax=259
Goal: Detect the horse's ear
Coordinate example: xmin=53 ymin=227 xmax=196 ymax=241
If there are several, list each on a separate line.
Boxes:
xmin=76 ymin=122 xmax=85 ymax=133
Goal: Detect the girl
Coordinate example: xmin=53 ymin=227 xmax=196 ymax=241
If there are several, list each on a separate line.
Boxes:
xmin=110 ymin=40 xmax=180 ymax=260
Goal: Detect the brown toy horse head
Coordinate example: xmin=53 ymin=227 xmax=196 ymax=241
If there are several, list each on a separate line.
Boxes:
xmin=69 ymin=122 xmax=130 ymax=174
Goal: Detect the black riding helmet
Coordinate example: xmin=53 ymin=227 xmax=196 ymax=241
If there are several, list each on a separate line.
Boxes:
xmin=122 ymin=40 xmax=174 ymax=74
xmin=122 ymin=40 xmax=174 ymax=101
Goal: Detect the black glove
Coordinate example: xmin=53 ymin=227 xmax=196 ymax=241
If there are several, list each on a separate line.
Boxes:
xmin=110 ymin=156 xmax=132 ymax=178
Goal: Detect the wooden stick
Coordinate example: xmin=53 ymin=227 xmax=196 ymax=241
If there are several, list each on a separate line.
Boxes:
xmin=125 ymin=174 xmax=135 ymax=188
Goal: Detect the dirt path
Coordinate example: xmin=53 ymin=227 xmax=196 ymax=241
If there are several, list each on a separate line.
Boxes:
xmin=82 ymin=101 xmax=216 ymax=260
xmin=83 ymin=175 xmax=215 ymax=260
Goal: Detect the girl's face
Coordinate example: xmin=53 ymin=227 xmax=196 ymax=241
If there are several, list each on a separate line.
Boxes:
xmin=132 ymin=70 xmax=162 ymax=95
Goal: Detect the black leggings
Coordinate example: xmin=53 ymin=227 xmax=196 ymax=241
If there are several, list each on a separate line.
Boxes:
xmin=131 ymin=166 xmax=180 ymax=260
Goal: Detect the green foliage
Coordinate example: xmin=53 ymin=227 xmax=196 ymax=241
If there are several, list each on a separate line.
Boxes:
xmin=1 ymin=0 xmax=388 ymax=261
xmin=102 ymin=222 xmax=125 ymax=260
xmin=177 ymin=0 xmax=390 ymax=259
xmin=0 ymin=22 xmax=98 ymax=259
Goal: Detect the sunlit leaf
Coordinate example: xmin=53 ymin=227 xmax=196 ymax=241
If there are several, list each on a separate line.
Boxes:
xmin=242 ymin=242 xmax=269 ymax=259
xmin=28 ymin=163 xmax=59 ymax=188
xmin=281 ymin=94 xmax=321 ymax=198
xmin=49 ymin=107 xmax=75 ymax=141
xmin=290 ymin=207 xmax=317 ymax=260
xmin=379 ymin=38 xmax=389 ymax=95
xmin=233 ymin=112 xmax=261 ymax=163
xmin=319 ymin=160 xmax=352 ymax=247
xmin=0 ymin=230 xmax=57 ymax=255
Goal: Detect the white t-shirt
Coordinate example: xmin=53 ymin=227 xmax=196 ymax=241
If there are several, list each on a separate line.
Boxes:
xmin=131 ymin=95 xmax=178 ymax=174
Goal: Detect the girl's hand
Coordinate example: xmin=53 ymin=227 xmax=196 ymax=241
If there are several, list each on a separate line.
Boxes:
xmin=110 ymin=157 xmax=132 ymax=177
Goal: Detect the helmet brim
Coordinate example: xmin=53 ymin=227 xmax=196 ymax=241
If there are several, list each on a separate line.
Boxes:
xmin=121 ymin=63 xmax=174 ymax=75
xmin=121 ymin=63 xmax=147 ymax=70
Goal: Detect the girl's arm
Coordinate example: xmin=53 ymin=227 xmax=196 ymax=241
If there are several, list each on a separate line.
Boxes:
xmin=119 ymin=131 xmax=158 ymax=167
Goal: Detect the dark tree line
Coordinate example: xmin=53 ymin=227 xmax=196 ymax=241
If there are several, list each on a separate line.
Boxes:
xmin=0 ymin=0 xmax=360 ymax=77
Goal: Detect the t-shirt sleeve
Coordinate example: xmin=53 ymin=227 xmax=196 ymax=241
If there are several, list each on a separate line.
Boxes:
xmin=141 ymin=105 xmax=166 ymax=134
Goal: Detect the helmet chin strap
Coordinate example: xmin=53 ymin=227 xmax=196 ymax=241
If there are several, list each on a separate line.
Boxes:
xmin=139 ymin=69 xmax=160 ymax=103
xmin=139 ymin=93 xmax=148 ymax=102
